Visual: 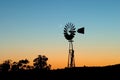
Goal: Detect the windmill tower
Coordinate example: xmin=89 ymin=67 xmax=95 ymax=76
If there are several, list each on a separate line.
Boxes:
xmin=64 ymin=22 xmax=84 ymax=68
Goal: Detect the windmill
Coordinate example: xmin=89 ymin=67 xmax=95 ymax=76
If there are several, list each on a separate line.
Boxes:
xmin=64 ymin=22 xmax=84 ymax=68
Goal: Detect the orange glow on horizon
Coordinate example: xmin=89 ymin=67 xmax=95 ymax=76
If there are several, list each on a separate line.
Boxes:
xmin=0 ymin=44 xmax=120 ymax=69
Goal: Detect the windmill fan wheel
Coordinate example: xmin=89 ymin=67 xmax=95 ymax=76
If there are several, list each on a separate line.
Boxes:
xmin=64 ymin=23 xmax=76 ymax=40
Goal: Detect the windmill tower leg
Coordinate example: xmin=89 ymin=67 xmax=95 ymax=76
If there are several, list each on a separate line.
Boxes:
xmin=68 ymin=40 xmax=75 ymax=68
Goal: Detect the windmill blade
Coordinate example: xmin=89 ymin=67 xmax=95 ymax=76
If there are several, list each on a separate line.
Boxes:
xmin=72 ymin=28 xmax=76 ymax=30
xmin=77 ymin=27 xmax=84 ymax=34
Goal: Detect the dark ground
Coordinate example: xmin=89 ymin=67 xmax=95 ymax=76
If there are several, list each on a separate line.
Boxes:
xmin=1 ymin=64 xmax=120 ymax=80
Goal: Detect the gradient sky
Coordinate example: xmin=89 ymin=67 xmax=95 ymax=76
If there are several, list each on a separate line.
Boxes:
xmin=0 ymin=0 xmax=120 ymax=69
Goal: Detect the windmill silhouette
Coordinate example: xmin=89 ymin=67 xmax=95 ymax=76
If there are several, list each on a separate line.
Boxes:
xmin=64 ymin=22 xmax=84 ymax=68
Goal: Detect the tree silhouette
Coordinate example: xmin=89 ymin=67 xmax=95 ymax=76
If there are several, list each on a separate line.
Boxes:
xmin=0 ymin=55 xmax=51 ymax=72
xmin=11 ymin=59 xmax=29 ymax=71
xmin=18 ymin=59 xmax=29 ymax=70
xmin=0 ymin=60 xmax=11 ymax=72
xmin=33 ymin=55 xmax=51 ymax=70
xmin=11 ymin=61 xmax=19 ymax=71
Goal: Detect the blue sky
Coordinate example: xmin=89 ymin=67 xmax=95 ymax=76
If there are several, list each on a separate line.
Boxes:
xmin=0 ymin=0 xmax=120 ymax=69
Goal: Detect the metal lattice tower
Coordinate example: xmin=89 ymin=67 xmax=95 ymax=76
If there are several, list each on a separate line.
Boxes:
xmin=68 ymin=40 xmax=75 ymax=67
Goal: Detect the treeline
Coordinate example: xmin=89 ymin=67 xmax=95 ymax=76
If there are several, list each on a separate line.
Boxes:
xmin=0 ymin=55 xmax=51 ymax=72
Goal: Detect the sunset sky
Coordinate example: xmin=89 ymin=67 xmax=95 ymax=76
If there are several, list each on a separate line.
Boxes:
xmin=0 ymin=0 xmax=120 ymax=69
